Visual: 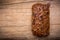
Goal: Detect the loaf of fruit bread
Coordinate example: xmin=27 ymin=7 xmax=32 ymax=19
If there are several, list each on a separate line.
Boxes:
xmin=32 ymin=3 xmax=50 ymax=37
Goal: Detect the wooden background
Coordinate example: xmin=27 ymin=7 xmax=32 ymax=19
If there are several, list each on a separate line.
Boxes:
xmin=0 ymin=0 xmax=60 ymax=40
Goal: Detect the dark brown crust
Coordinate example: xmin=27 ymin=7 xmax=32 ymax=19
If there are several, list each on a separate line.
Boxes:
xmin=32 ymin=3 xmax=50 ymax=37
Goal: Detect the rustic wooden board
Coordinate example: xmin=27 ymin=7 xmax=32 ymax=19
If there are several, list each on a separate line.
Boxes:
xmin=0 ymin=1 xmax=60 ymax=40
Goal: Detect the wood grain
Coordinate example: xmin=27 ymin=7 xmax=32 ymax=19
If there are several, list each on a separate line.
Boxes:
xmin=0 ymin=1 xmax=60 ymax=40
